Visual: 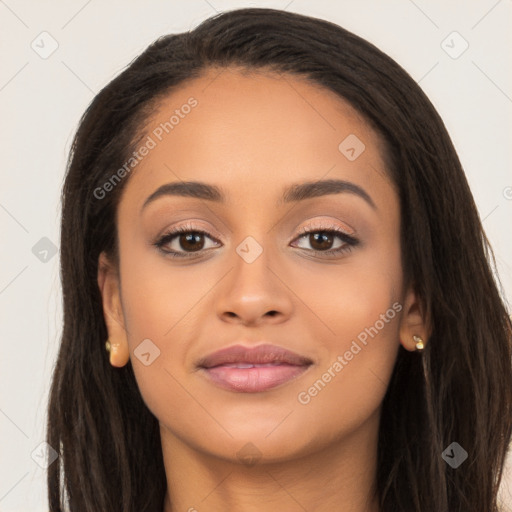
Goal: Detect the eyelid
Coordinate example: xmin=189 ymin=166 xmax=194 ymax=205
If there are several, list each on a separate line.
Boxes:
xmin=294 ymin=218 xmax=356 ymax=238
xmin=157 ymin=219 xmax=223 ymax=241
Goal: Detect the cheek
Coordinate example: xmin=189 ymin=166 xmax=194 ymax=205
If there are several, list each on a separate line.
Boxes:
xmin=116 ymin=237 xmax=220 ymax=418
xmin=119 ymin=232 xmax=220 ymax=343
xmin=289 ymin=234 xmax=402 ymax=347
xmin=288 ymin=246 xmax=402 ymax=439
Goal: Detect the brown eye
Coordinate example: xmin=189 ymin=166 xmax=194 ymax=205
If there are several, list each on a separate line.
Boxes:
xmin=291 ymin=226 xmax=359 ymax=257
xmin=155 ymin=227 xmax=220 ymax=258
xmin=178 ymin=232 xmax=205 ymax=252
xmin=308 ymin=232 xmax=335 ymax=251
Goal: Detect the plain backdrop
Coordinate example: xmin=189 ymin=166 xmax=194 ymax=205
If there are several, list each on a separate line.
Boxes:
xmin=1 ymin=1 xmax=511 ymax=510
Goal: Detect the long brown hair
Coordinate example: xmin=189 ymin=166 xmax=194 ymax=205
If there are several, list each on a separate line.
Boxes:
xmin=47 ymin=7 xmax=512 ymax=511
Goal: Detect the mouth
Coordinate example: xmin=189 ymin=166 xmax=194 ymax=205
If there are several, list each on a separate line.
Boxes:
xmin=196 ymin=343 xmax=313 ymax=393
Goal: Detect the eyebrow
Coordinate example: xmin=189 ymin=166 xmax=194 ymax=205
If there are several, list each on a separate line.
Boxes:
xmin=141 ymin=178 xmax=376 ymax=212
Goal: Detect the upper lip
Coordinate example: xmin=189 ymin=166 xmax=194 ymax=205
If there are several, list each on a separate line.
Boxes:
xmin=196 ymin=343 xmax=313 ymax=369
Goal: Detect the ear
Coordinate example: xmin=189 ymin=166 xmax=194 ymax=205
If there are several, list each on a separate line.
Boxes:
xmin=399 ymin=287 xmax=430 ymax=352
xmin=97 ymin=251 xmax=130 ymax=367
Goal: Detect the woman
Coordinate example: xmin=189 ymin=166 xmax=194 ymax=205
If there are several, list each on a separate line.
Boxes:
xmin=47 ymin=7 xmax=512 ymax=511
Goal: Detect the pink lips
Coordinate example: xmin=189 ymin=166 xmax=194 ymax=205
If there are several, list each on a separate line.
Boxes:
xmin=197 ymin=344 xmax=313 ymax=393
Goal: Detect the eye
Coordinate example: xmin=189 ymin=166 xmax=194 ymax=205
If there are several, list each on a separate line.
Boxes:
xmin=154 ymin=223 xmax=221 ymax=258
xmin=291 ymin=224 xmax=359 ymax=257
xmin=153 ymin=222 xmax=359 ymax=260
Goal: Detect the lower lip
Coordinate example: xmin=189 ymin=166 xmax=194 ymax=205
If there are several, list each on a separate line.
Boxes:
xmin=200 ymin=363 xmax=311 ymax=392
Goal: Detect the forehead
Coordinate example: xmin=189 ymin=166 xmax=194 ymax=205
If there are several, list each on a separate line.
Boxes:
xmin=118 ymin=67 xmax=391 ymax=212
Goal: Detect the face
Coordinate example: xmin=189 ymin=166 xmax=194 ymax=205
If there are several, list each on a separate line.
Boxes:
xmin=99 ymin=67 xmax=419 ymax=464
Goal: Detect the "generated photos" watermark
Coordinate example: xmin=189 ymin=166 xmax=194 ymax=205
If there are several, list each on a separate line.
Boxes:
xmin=297 ymin=301 xmax=402 ymax=405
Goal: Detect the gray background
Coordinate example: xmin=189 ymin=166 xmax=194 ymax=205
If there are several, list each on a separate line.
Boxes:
xmin=1 ymin=0 xmax=511 ymax=510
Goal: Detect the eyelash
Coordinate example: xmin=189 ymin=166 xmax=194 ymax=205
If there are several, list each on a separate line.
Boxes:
xmin=153 ymin=222 xmax=359 ymax=259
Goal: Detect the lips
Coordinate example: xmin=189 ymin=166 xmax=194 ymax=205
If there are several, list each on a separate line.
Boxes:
xmin=197 ymin=344 xmax=313 ymax=368
xmin=197 ymin=343 xmax=313 ymax=393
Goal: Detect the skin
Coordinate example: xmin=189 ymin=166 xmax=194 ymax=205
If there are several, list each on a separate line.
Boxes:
xmin=97 ymin=67 xmax=428 ymax=512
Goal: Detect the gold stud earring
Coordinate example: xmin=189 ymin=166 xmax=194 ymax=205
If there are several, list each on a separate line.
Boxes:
xmin=105 ymin=339 xmax=111 ymax=353
xmin=413 ymin=335 xmax=424 ymax=351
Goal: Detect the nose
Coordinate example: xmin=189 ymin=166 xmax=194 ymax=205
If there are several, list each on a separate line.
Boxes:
xmin=215 ymin=242 xmax=294 ymax=326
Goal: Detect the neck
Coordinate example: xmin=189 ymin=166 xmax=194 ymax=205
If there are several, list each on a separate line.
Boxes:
xmin=161 ymin=411 xmax=381 ymax=512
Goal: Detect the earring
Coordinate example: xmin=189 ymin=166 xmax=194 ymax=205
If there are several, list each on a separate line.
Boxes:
xmin=105 ymin=339 xmax=111 ymax=353
xmin=413 ymin=335 xmax=425 ymax=351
